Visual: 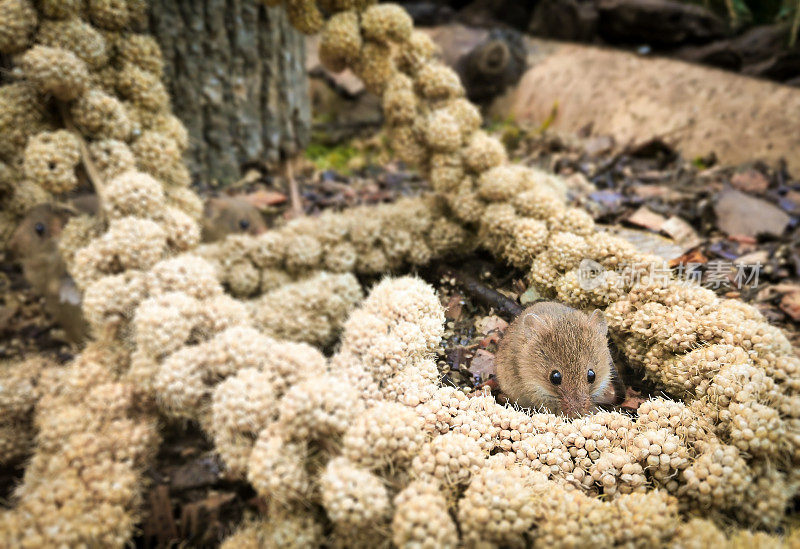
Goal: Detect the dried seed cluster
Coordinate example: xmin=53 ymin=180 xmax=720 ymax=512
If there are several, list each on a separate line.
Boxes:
xmin=196 ymin=196 xmax=472 ymax=298
xmin=3 ymin=1 xmax=800 ymax=547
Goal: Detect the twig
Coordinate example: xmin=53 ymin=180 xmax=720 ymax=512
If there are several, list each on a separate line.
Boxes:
xmin=790 ymin=1 xmax=800 ymax=48
xmin=285 ymin=156 xmax=304 ymax=218
xmin=431 ymin=263 xmax=523 ymax=320
xmin=56 ymin=101 xmax=108 ymax=212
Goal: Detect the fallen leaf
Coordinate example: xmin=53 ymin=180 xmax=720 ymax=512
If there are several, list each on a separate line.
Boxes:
xmin=780 ymin=290 xmax=800 ymax=321
xmin=619 ymin=387 xmax=647 ymax=411
xmin=661 ymin=216 xmax=701 ymax=250
xmin=630 ymin=185 xmax=683 ymax=201
xmin=669 ymin=248 xmax=708 ymax=268
xmin=234 ymin=168 xmax=262 ymax=187
xmin=445 ymin=294 xmax=464 ymax=321
xmin=474 ymin=315 xmax=508 ymax=335
xmin=244 ymin=190 xmax=287 ymax=209
xmin=714 ymin=188 xmax=791 ymax=238
xmin=627 ymin=206 xmax=666 ymax=232
xmin=473 ymin=378 xmax=500 ymax=395
xmin=468 ymin=349 xmax=496 ymax=382
xmin=731 ymin=169 xmax=769 ymax=194
xmin=479 ymin=333 xmax=501 ymax=348
xmin=520 ymin=285 xmax=542 ymax=305
xmin=728 ymin=234 xmax=759 ymax=245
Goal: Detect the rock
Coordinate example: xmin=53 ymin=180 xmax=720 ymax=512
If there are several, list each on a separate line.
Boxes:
xmin=734 ymin=250 xmax=769 ymax=266
xmin=597 ymin=0 xmax=726 ymax=47
xmin=604 ymin=226 xmax=684 ymax=261
xmin=583 ymin=135 xmax=615 ymax=156
xmin=461 ymin=0 xmax=535 ymax=31
xmin=455 ymin=29 xmax=528 ymax=104
xmin=730 ymin=24 xmax=790 ymax=67
xmin=402 ymin=1 xmax=457 ymax=26
xmin=730 ymin=169 xmax=770 ymax=194
xmin=529 ymin=0 xmax=599 ymax=42
xmin=673 ymin=40 xmax=742 ymax=71
xmin=714 ymin=188 xmax=791 ymax=237
xmin=743 ymin=50 xmax=800 ymax=83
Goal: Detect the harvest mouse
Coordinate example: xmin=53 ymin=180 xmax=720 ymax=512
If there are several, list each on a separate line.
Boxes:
xmin=495 ymin=301 xmax=624 ymax=417
xmin=201 ymin=196 xmax=267 ymax=242
xmin=8 ymin=204 xmax=88 ymax=343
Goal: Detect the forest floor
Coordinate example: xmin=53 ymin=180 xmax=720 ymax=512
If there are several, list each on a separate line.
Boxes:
xmin=2 ymin=119 xmax=799 ymax=545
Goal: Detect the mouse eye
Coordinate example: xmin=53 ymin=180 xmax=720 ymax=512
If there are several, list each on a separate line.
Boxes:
xmin=587 ymin=369 xmax=596 ymax=383
xmin=34 ymin=222 xmax=45 ymax=236
xmin=549 ymin=370 xmax=562 ymax=386
xmin=238 ymin=218 xmax=250 ymax=230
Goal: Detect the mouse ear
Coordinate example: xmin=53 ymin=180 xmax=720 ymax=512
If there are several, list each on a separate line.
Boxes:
xmin=522 ymin=312 xmax=546 ymax=339
xmin=589 ymin=309 xmax=607 ymax=336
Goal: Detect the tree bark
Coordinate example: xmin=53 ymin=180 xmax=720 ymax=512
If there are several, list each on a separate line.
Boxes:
xmin=148 ymin=0 xmax=311 ymax=185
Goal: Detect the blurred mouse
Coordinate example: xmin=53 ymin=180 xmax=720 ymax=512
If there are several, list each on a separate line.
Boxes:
xmin=8 ymin=204 xmax=88 ymax=344
xmin=201 ymin=196 xmax=267 ymax=242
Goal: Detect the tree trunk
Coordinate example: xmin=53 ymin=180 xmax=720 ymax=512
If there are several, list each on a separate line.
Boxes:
xmin=148 ymin=0 xmax=311 ymax=185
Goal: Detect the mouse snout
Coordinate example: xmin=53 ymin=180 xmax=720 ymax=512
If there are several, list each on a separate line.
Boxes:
xmin=559 ymin=394 xmax=593 ymax=419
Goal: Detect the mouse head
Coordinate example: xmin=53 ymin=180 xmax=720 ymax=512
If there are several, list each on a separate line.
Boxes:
xmin=521 ymin=308 xmax=613 ymax=418
xmin=8 ymin=204 xmax=72 ymax=261
xmin=202 ymin=196 xmax=267 ymax=242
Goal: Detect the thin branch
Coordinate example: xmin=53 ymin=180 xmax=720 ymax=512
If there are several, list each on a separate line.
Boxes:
xmin=285 ymin=156 xmax=304 ymax=218
xmin=56 ymin=100 xmax=108 ymax=212
xmin=790 ymin=1 xmax=800 ymax=48
xmin=431 ymin=263 xmax=523 ymax=320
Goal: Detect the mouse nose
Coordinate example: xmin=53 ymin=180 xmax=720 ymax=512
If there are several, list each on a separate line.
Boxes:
xmin=560 ymin=397 xmax=592 ymax=418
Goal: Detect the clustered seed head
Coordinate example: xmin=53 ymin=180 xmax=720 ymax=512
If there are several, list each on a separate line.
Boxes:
xmin=104 ymin=171 xmax=165 ymax=219
xmin=458 ymin=464 xmax=549 ymax=547
xmin=71 ymin=88 xmax=132 ymax=141
xmin=5 ymin=2 xmax=800 ymax=547
xmin=320 ymin=456 xmax=392 ymax=530
xmin=22 ymin=130 xmax=81 ymax=194
xmin=342 ymin=401 xmax=426 ymax=470
xmin=88 ymin=139 xmax=137 ymax=180
xmin=0 ymin=0 xmax=37 ymax=54
xmin=0 ymin=356 xmax=51 ymax=464
xmin=37 ymin=18 xmax=108 ymax=69
xmin=392 ymin=481 xmax=458 ymax=549
xmin=318 ymin=11 xmax=361 ymax=73
xmin=248 ymin=426 xmax=312 ymax=503
xmin=220 ymin=510 xmax=324 ymax=549
xmin=411 ymin=432 xmax=486 ymax=491
xmin=17 ymin=45 xmax=90 ymax=101
xmin=211 ymin=368 xmax=280 ymax=478
xmin=0 ymin=82 xmax=53 ymax=161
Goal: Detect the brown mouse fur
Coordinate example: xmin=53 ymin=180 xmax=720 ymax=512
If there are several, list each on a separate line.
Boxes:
xmin=8 ymin=204 xmax=88 ymax=343
xmin=495 ymin=301 xmax=624 ymax=417
xmin=201 ymin=196 xmax=267 ymax=242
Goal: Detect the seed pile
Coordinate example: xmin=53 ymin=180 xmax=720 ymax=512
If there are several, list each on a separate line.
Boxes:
xmin=1 ymin=0 xmax=799 ymax=547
